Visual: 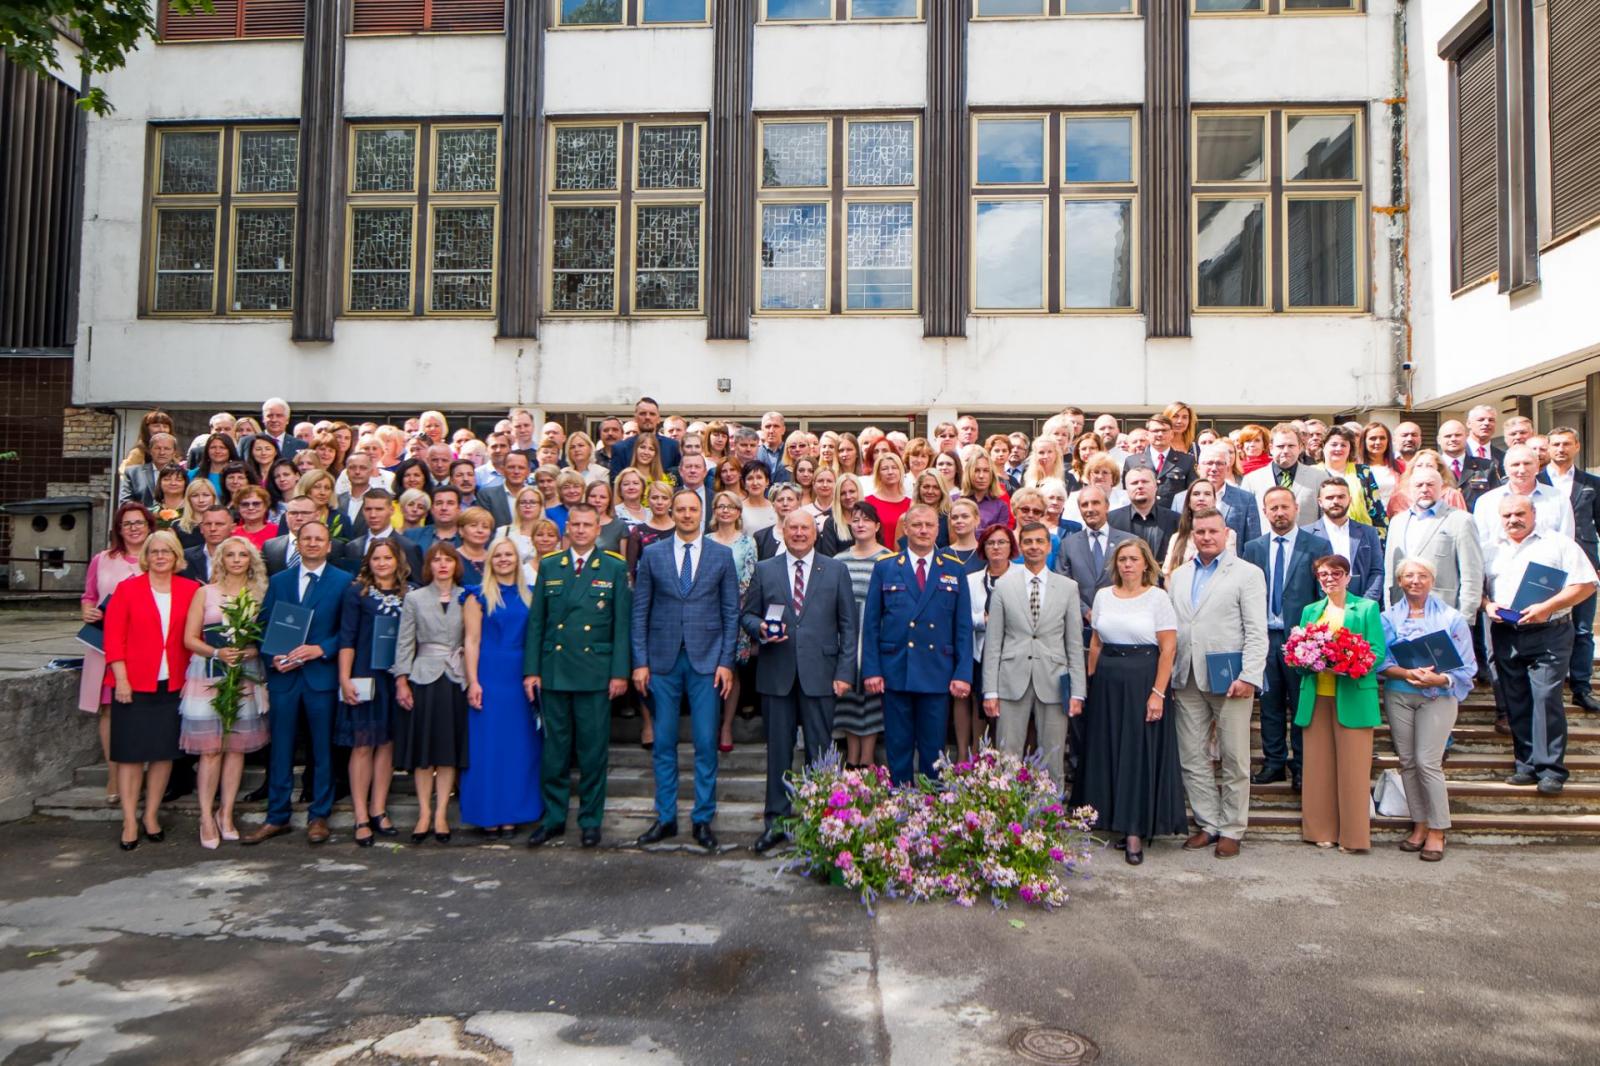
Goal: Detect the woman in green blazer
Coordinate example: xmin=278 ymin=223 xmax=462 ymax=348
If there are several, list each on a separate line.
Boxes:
xmin=1295 ymin=553 xmax=1387 ymax=853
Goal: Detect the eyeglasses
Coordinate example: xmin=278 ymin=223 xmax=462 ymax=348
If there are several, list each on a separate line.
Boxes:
xmin=238 ymin=500 xmax=264 ymax=509
xmin=120 ymin=520 xmax=148 ymax=529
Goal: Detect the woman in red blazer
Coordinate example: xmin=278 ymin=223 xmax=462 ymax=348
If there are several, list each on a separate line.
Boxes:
xmin=104 ymin=529 xmax=201 ymax=850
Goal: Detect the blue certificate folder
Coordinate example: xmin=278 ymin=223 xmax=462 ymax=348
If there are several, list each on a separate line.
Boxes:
xmin=1389 ymin=631 xmax=1466 ymax=672
xmin=1058 ymin=674 xmax=1072 ymax=707
xmin=370 ymin=614 xmax=399 ymax=671
xmin=74 ymin=597 xmax=112 ymax=652
xmin=1497 ymin=563 xmax=1568 ymax=623
xmin=260 ymin=602 xmax=313 ymax=658
xmin=1206 ymin=652 xmax=1245 ymax=695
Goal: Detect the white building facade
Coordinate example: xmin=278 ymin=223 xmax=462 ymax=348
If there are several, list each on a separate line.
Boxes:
xmin=70 ymin=0 xmax=1599 ymax=453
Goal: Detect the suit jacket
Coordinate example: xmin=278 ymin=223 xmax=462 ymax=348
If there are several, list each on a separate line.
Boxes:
xmin=477 ymin=486 xmax=516 ymax=530
xmin=1294 ymin=595 xmax=1386 ymax=728
xmin=405 ymin=524 xmax=463 ymax=555
xmin=1459 ymin=455 xmax=1501 ymax=509
xmin=607 ymin=434 xmax=682 ymax=480
xmin=980 ymin=567 xmax=1086 ymax=705
xmin=753 ymin=526 xmax=782 ymax=562
xmin=341 ymin=530 xmax=424 ymax=582
xmin=183 ymin=543 xmax=219 ymax=583
xmin=1541 ymin=467 xmax=1600 ymax=565
xmin=631 ymin=535 xmax=739 ymax=674
xmin=1122 ymin=448 xmax=1198 ymax=509
xmin=1240 ymin=462 xmax=1322 ymax=527
xmin=118 ymin=463 xmax=161 ymax=507
xmin=102 ymin=573 xmax=202 ymax=690
xmin=1054 ymin=526 xmax=1137 ymax=623
xmin=525 ymin=548 xmax=632 ymax=691
xmin=1168 ymin=553 xmax=1269 ymax=692
xmin=860 ymin=550 xmax=974 ymax=692
xmin=739 ymin=552 xmax=858 ymax=698
xmin=1241 ymin=529 xmax=1333 ymax=635
xmin=259 ymin=562 xmax=352 ymax=695
xmin=261 ymin=534 xmax=294 ymax=576
xmin=1301 ymin=517 xmax=1385 ymax=603
xmin=1383 ymin=504 xmax=1483 ymax=615
xmin=1219 ymin=483 xmax=1262 ymax=546
xmin=1108 ymin=504 xmax=1180 ymax=564
xmin=263 ymin=433 xmax=306 ymax=458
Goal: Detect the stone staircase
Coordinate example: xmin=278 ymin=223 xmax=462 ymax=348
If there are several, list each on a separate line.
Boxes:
xmin=33 ymin=692 xmax=1600 ymax=846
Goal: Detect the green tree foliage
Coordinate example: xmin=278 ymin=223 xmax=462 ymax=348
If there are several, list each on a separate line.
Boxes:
xmin=0 ymin=0 xmax=212 ymax=115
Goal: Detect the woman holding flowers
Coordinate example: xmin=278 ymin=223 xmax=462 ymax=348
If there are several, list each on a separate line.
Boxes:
xmin=1294 ymin=554 xmax=1386 ymax=853
xmin=337 ymin=540 xmax=410 ymax=847
xmin=179 ymin=536 xmax=269 ymax=848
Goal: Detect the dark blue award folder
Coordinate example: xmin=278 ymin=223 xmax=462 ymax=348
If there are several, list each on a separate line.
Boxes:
xmin=1387 ymin=638 xmax=1432 ymax=669
xmin=1419 ymin=630 xmax=1465 ymax=671
xmin=1206 ymin=652 xmax=1244 ymax=695
xmin=75 ymin=596 xmax=112 ymax=652
xmin=370 ymin=614 xmax=399 ymax=671
xmin=1058 ymin=673 xmax=1072 ymax=707
xmin=260 ymin=602 xmax=312 ymax=658
xmin=1511 ymin=563 xmax=1567 ymax=611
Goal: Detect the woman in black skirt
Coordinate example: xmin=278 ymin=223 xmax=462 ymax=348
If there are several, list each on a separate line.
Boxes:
xmin=393 ymin=543 xmax=470 ymax=845
xmin=103 ymin=530 xmax=202 ymax=850
xmin=338 ymin=539 xmax=411 ymax=847
xmin=1070 ymin=538 xmax=1187 ymax=865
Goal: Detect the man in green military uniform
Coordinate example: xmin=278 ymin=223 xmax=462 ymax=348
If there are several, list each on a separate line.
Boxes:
xmin=523 ymin=503 xmax=631 ymax=848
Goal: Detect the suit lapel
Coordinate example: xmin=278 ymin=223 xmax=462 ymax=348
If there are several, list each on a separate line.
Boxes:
xmin=1193 ymin=555 xmax=1228 ymax=615
xmin=904 ymin=554 xmax=938 ymax=615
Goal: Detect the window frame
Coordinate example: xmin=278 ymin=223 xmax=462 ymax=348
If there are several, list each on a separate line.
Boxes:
xmin=552 ymin=0 xmax=712 ymax=29
xmin=1060 ymin=192 xmax=1140 ymax=314
xmin=226 ymin=123 xmax=300 ymax=316
xmin=157 ymin=0 xmax=308 ymax=42
xmin=756 ymin=0 xmax=925 ymax=24
xmin=149 ymin=204 xmax=224 ymax=318
xmin=970 ymin=195 xmax=1050 ymax=313
xmin=755 ymin=112 xmax=922 ymax=317
xmin=971 ymin=112 xmax=1051 ymax=190
xmin=545 ymin=117 xmax=709 ymax=317
xmin=971 ymin=0 xmax=1140 ymax=20
xmin=343 ymin=202 xmax=420 ymax=317
xmin=1190 ymin=0 xmax=1360 ymax=17
xmin=1189 ymin=104 xmax=1367 ymax=314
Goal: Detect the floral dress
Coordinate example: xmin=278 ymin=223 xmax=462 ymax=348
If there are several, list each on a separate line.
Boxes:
xmin=336 ymin=583 xmax=405 ymax=748
xmin=721 ymin=534 xmax=758 ymax=663
xmin=179 ymin=584 xmax=269 ymax=754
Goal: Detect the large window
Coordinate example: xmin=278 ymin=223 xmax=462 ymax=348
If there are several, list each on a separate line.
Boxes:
xmin=1192 ymin=0 xmax=1357 ymax=15
xmin=760 ymin=0 xmax=921 ymax=23
xmin=554 ymin=0 xmax=709 ymax=27
xmin=973 ymin=0 xmax=1135 ymax=18
xmin=970 ymin=110 xmax=1138 ymax=313
xmin=545 ymin=120 xmax=706 ymax=316
xmin=757 ymin=115 xmax=920 ymax=314
xmin=344 ymin=121 xmax=501 ymax=316
xmin=1191 ymin=107 xmax=1364 ymax=311
xmin=1547 ymin=0 xmax=1600 ymax=242
xmin=350 ymin=0 xmax=505 ymax=33
xmin=159 ymin=0 xmax=305 ymax=40
xmin=146 ymin=125 xmax=298 ymax=316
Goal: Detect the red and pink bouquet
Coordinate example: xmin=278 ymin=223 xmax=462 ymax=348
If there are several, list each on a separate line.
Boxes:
xmin=1283 ymin=622 xmax=1377 ymax=679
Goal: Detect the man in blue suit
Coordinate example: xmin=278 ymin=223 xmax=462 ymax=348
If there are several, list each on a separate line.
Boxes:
xmin=1189 ymin=445 xmax=1261 ymax=547
xmin=862 ymin=504 xmax=974 ymax=786
xmin=631 ymin=489 xmax=739 ymax=850
xmin=1302 ymin=479 xmax=1384 ymax=602
xmin=607 ymin=396 xmax=682 ymax=479
xmin=242 ymin=520 xmax=353 ymax=845
xmin=1241 ymin=487 xmax=1331 ymax=790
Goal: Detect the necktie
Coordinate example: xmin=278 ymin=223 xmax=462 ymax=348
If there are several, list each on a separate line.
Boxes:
xmin=679 ymin=542 xmax=694 ymax=596
xmin=1090 ymin=531 xmax=1105 ymax=573
xmin=1452 ymin=457 xmax=1462 ymax=481
xmin=1270 ymin=536 xmax=1286 ymax=619
xmin=915 ymin=557 xmax=927 ymax=591
xmin=793 ymin=559 xmax=806 ymax=614
xmin=1277 ymin=466 xmax=1294 ymax=490
xmin=303 ymin=569 xmax=319 ymax=602
xmin=1154 ymin=451 xmax=1164 ymax=473
xmin=1029 ymin=575 xmax=1040 ymax=628
xmin=573 ymin=554 xmax=585 ymax=579
xmin=287 ymin=540 xmax=300 ymax=568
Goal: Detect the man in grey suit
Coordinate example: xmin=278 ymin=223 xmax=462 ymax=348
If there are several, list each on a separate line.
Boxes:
xmin=1169 ymin=510 xmax=1268 ymax=858
xmin=1055 ymin=486 xmax=1136 ymax=627
xmin=478 ymin=451 xmax=529 ymax=530
xmin=740 ymin=510 xmax=858 ymax=853
xmin=1384 ymin=467 xmax=1483 ymax=616
xmin=982 ymin=523 xmax=1086 ymax=793
xmin=1240 ymin=423 xmax=1323 ymax=528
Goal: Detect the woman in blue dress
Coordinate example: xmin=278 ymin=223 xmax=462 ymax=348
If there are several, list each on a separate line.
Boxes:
xmin=337 ymin=539 xmax=409 ymax=847
xmin=460 ymin=536 xmax=542 ymax=838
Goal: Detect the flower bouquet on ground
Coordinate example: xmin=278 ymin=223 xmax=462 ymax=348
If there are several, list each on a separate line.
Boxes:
xmin=1283 ymin=622 xmax=1377 ymax=679
xmin=782 ymin=746 xmax=1097 ymax=912
xmin=209 ymin=589 xmax=265 ymax=734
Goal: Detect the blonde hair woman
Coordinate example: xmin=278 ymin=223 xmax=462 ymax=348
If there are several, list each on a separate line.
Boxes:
xmin=864 ymin=451 xmax=910 ymax=547
xmin=293 ymin=468 xmax=349 ymax=540
xmin=498 ymin=485 xmax=545 ymax=560
xmin=613 ymin=467 xmax=649 ymax=526
xmin=179 ymin=535 xmax=268 ymax=847
xmin=627 ymin=432 xmax=668 ymax=485
xmin=1024 ymin=435 xmax=1068 ymax=488
xmin=564 ymin=430 xmax=608 ymax=485
xmin=461 ymin=536 xmax=540 ymax=838
xmin=397 ymin=487 xmax=432 ymax=531
xmin=173 ymin=477 xmax=220 ymax=549
xmin=1386 ymin=448 xmax=1468 ymax=516
xmin=456 ymin=506 xmax=496 ymax=584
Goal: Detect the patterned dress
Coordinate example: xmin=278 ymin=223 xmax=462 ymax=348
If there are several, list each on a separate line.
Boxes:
xmin=716 ymin=533 xmax=758 ymax=663
xmin=830 ymin=549 xmax=886 ymax=737
xmin=336 ymin=583 xmax=405 ymax=748
xmin=178 ymin=584 xmax=269 ymax=754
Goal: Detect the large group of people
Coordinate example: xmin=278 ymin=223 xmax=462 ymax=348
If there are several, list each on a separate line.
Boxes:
xmin=85 ymin=396 xmax=1598 ymax=864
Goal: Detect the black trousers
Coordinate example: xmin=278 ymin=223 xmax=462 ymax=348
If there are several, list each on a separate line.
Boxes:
xmin=1258 ymin=629 xmax=1302 ymax=773
xmin=762 ymin=688 xmax=835 ymax=825
xmin=1491 ymin=619 xmax=1574 ymax=782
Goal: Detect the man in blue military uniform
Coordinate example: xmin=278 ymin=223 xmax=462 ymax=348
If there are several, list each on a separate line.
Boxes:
xmin=862 ymin=503 xmax=974 ymax=785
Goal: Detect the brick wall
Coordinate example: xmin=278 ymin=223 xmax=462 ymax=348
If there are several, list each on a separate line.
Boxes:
xmin=0 ymin=357 xmax=114 ymax=574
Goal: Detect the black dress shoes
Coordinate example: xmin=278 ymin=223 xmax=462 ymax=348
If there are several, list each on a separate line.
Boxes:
xmin=635 ymin=821 xmax=678 ymax=846
xmin=1290 ymin=770 xmax=1302 ymax=792
xmin=580 ymin=828 xmax=602 ymax=848
xmin=526 ymin=823 xmax=565 ymax=848
xmin=1251 ymin=765 xmax=1287 ymax=785
xmin=1574 ymin=689 xmax=1600 ymax=714
xmin=242 ymin=783 xmax=269 ymax=803
xmin=692 ymin=822 xmax=718 ymax=851
xmin=752 ymin=828 xmax=789 ymax=854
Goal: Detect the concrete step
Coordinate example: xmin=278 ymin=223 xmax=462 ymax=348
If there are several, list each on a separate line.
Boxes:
xmin=1245 ymin=723 xmax=1600 ymax=756
xmin=1242 ymin=811 xmax=1600 ymax=845
xmin=1250 ymin=750 xmax=1600 ymax=780
xmin=1249 ymin=780 xmax=1600 ymax=816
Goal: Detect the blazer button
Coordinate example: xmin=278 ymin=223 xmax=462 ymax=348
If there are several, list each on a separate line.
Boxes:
xmin=555 ymin=645 xmax=562 ymax=651
xmin=557 ymin=623 xmax=564 ymax=629
xmin=584 ymin=624 xmax=592 ymax=631
xmin=909 ymin=621 xmax=916 ymax=628
xmin=908 ymin=641 xmax=915 ymax=647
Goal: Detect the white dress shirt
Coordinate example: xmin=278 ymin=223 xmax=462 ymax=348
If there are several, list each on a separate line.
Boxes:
xmin=1483 ymin=530 xmax=1597 ymax=621
xmin=673 ymin=533 xmax=704 ymax=583
xmin=298 ymin=560 xmax=327 ymax=600
xmin=1473 ymin=482 xmax=1576 ymax=544
xmin=1320 ymin=517 xmax=1352 ymax=565
xmin=1544 ymin=463 xmax=1575 ymax=499
xmin=781 ymin=549 xmax=816 ymax=601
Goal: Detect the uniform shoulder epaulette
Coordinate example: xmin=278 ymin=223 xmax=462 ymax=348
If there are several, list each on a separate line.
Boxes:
xmin=540 ymin=549 xmax=565 ymax=559
xmin=604 ymin=550 xmax=626 ymax=562
xmin=939 ymin=552 xmax=963 ymax=564
xmin=873 ymin=550 xmax=896 ymax=560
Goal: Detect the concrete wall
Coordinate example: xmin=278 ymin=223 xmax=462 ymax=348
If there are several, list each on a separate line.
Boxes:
xmin=0 ymin=669 xmax=97 ymax=821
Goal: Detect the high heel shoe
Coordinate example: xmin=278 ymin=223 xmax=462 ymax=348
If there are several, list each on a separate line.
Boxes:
xmin=370 ymin=812 xmax=398 ymax=838
xmin=119 ymin=831 xmax=139 ymax=852
xmin=410 ymin=829 xmax=432 ymax=845
xmin=1124 ymin=847 xmax=1144 ymax=866
xmin=354 ymin=822 xmax=375 ymax=848
xmin=142 ymin=827 xmax=165 ymax=843
xmin=434 ymin=827 xmax=452 ymax=844
xmin=718 ymin=742 xmax=734 ymax=754
xmin=200 ymin=816 xmax=221 ymax=850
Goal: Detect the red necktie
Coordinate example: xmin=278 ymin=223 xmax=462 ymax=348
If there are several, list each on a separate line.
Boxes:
xmin=1451 ymin=458 xmax=1462 ymax=480
xmin=573 ymin=554 xmax=585 ymax=579
xmin=793 ymin=559 xmax=806 ymax=614
xmin=1155 ymin=451 xmax=1164 ymax=473
xmin=915 ymin=557 xmax=927 ymax=591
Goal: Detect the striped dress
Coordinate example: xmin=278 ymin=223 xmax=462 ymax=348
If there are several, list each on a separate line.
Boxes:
xmin=831 ymin=548 xmax=887 ymax=737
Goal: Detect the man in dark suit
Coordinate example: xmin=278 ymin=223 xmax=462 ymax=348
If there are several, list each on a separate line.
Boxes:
xmin=259 ymin=397 xmax=306 ymax=458
xmin=1544 ymin=427 xmax=1600 ymax=712
xmin=1466 ymin=403 xmax=1505 ymax=466
xmin=406 ymin=487 xmax=463 ymax=554
xmin=1242 ymin=487 xmax=1332 ymax=789
xmin=753 ymin=485 xmax=801 ymax=561
xmin=862 ymin=504 xmax=974 ymax=786
xmin=1055 ymin=486 xmax=1136 ymax=626
xmin=607 ymin=396 xmax=682 ymax=478
xmin=262 ymin=497 xmax=320 ymax=576
xmin=241 ymin=520 xmax=352 ymax=845
xmin=741 ymin=510 xmax=858 ymax=853
xmin=182 ymin=507 xmax=235 ymax=583
xmin=631 ymin=489 xmax=739 ymax=850
xmin=119 ymin=433 xmax=181 ymax=506
xmin=334 ymin=452 xmax=381 ymax=528
xmin=1109 ymin=467 xmax=1180 ymax=564
xmin=1190 ymin=445 xmax=1261 ymax=546
xmin=1121 ymin=415 xmax=1197 ymax=510
xmin=341 ymin=491 xmax=423 ymax=580
xmin=478 ymin=451 xmax=529 ymax=530
xmin=1438 ymin=419 xmax=1499 ymax=508
xmin=673 ymin=453 xmax=716 ymax=531
xmin=1302 ymin=479 xmax=1385 ymax=603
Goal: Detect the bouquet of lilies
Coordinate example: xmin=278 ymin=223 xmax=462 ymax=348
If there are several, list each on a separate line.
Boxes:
xmin=1283 ymin=622 xmax=1376 ymax=679
xmin=209 ymin=589 xmax=264 ymax=734
xmin=783 ymin=746 xmax=1097 ymax=913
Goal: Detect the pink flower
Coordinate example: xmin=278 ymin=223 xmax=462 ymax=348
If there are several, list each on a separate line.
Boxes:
xmin=1017 ymin=768 xmax=1031 ymax=783
xmin=964 ymin=811 xmax=981 ymax=829
xmin=1049 ymin=847 xmax=1065 ymax=862
xmin=1008 ymin=822 xmax=1024 ymax=836
xmin=828 ymin=790 xmax=850 ymax=809
xmin=835 ymin=850 xmax=854 ymax=870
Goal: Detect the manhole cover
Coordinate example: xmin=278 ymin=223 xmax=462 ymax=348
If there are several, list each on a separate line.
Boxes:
xmin=1009 ymin=1026 xmax=1100 ymax=1065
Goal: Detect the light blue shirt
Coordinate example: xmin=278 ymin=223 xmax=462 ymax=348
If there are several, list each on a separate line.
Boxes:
xmin=1190 ymin=553 xmax=1222 ymax=610
xmin=1378 ymin=594 xmax=1476 ymax=701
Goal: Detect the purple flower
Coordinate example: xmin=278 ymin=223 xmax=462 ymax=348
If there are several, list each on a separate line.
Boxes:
xmin=834 ymin=850 xmax=854 ymax=870
xmin=828 ymin=790 xmax=850 ymax=809
xmin=1017 ymin=768 xmax=1031 ymax=783
xmin=1049 ymin=847 xmax=1065 ymax=862
xmin=1008 ymin=822 xmax=1024 ymax=836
